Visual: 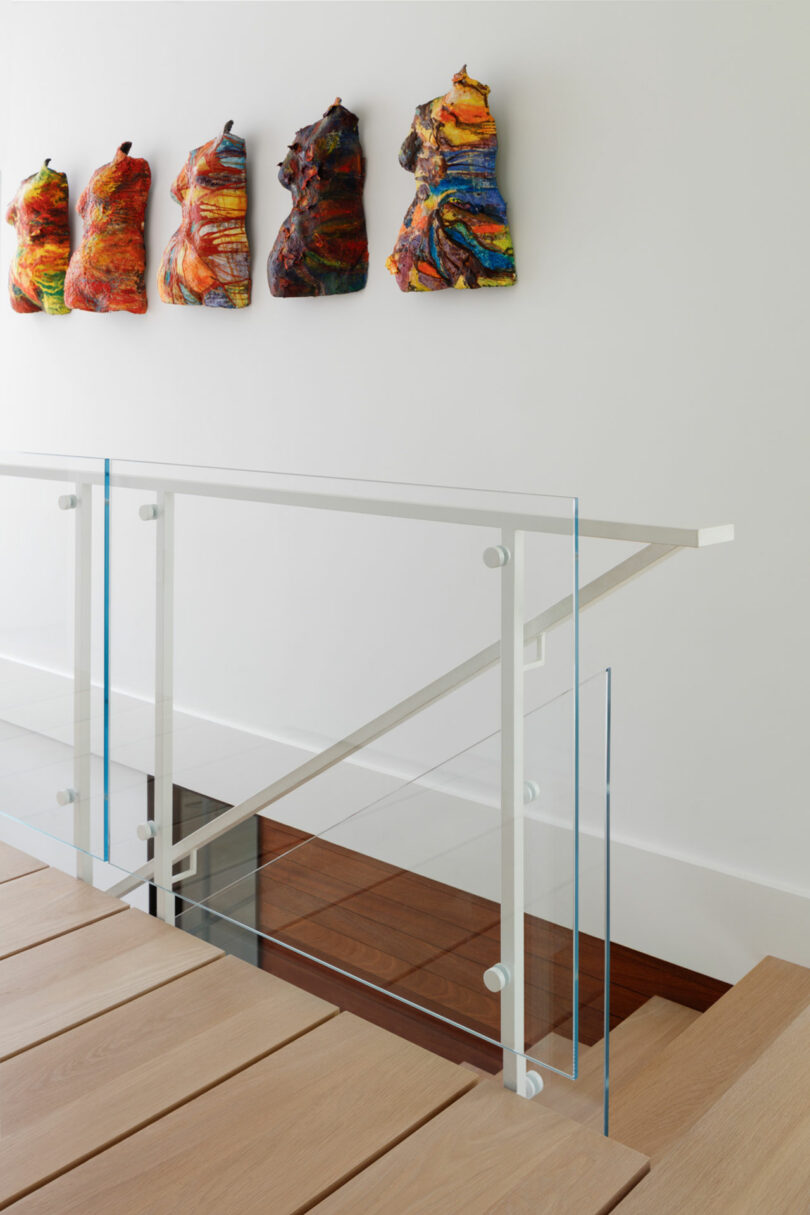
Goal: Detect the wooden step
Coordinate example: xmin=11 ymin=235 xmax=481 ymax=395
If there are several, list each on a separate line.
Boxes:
xmin=609 ymin=955 xmax=810 ymax=1160
xmin=491 ymin=1001 xmax=698 ymax=1128
xmin=8 ymin=1012 xmax=477 ymax=1215
xmin=0 ymin=954 xmax=337 ymax=1209
xmin=310 ymin=1080 xmax=649 ymax=1215
xmin=0 ymin=867 xmax=126 ymax=959
xmin=0 ymin=907 xmax=221 ymax=1061
xmin=0 ymin=842 xmax=46 ymax=885
xmin=614 ymin=1000 xmax=810 ymax=1214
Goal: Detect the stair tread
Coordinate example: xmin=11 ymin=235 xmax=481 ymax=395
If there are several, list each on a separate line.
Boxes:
xmin=0 ymin=866 xmax=126 ymax=959
xmin=614 ymin=1000 xmax=810 ymax=1213
xmin=0 ymin=907 xmax=221 ymax=1061
xmin=8 ymin=1012 xmax=476 ymax=1215
xmin=495 ymin=998 xmax=699 ymax=1127
xmin=0 ymin=841 xmax=46 ymax=885
xmin=0 ymin=954 xmax=337 ymax=1208
xmin=609 ymin=955 xmax=810 ymax=1159
xmin=310 ymin=1079 xmax=649 ymax=1215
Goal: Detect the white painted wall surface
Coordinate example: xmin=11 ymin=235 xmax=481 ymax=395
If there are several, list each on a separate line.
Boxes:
xmin=1 ymin=1 xmax=808 ymax=982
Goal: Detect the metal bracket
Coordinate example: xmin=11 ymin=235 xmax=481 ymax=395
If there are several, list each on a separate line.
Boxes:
xmin=524 ymin=633 xmax=546 ymax=671
xmin=483 ymin=962 xmax=512 ymax=992
xmin=483 ymin=545 xmax=511 ymax=569
xmin=172 ymin=850 xmax=198 ymax=885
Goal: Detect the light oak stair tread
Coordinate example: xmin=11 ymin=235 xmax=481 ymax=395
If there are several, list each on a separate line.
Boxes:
xmin=579 ymin=997 xmax=700 ymax=1129
xmin=0 ymin=867 xmax=126 ymax=959
xmin=614 ymin=1000 xmax=810 ymax=1214
xmin=310 ymin=1079 xmax=649 ymax=1215
xmin=0 ymin=843 xmax=46 ymax=885
xmin=0 ymin=953 xmax=337 ymax=1208
xmin=609 ymin=955 xmax=810 ymax=1159
xmin=525 ymin=997 xmax=701 ymax=1128
xmin=8 ymin=1012 xmax=477 ymax=1215
xmin=0 ymin=908 xmax=221 ymax=1061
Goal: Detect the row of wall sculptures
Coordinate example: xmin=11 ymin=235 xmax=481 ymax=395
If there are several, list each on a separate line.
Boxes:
xmin=6 ymin=69 xmax=517 ymax=315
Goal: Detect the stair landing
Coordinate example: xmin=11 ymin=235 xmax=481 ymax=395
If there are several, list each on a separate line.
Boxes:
xmin=0 ymin=842 xmax=648 ymax=1214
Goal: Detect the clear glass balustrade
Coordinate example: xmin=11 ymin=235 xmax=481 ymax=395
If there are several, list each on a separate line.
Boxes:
xmin=0 ymin=452 xmax=614 ymax=1123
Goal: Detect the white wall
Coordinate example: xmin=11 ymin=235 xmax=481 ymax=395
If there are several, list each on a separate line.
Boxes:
xmin=1 ymin=1 xmax=809 ymax=982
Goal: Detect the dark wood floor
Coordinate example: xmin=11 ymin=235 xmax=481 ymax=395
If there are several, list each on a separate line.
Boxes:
xmin=255 ymin=818 xmax=730 ymax=1072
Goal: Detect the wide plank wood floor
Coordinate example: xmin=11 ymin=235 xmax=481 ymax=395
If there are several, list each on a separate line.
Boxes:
xmin=310 ymin=1080 xmax=649 ymax=1215
xmin=0 ymin=907 xmax=221 ymax=1060
xmin=9 ymin=1012 xmax=478 ymax=1215
xmin=0 ymin=852 xmax=653 ymax=1215
xmin=0 ymin=866 xmax=125 ymax=959
xmin=0 ymin=842 xmax=46 ymax=885
xmin=0 ymin=954 xmax=337 ymax=1209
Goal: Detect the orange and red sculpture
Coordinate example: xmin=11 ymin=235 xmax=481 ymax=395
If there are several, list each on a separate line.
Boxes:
xmin=268 ymin=99 xmax=368 ymax=297
xmin=6 ymin=160 xmax=71 ymax=315
xmin=159 ymin=122 xmax=250 ymax=308
xmin=387 ymin=68 xmax=516 ymax=292
xmin=65 ymin=142 xmax=151 ymax=314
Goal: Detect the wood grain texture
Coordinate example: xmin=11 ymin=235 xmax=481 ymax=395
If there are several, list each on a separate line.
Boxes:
xmin=0 ymin=867 xmax=125 ymax=959
xmin=614 ymin=1001 xmax=810 ymax=1214
xmin=0 ymin=842 xmax=46 ymax=885
xmin=0 ymin=908 xmax=221 ymax=1061
xmin=609 ymin=955 xmax=810 ymax=1160
xmin=500 ymin=998 xmax=700 ymax=1128
xmin=0 ymin=954 xmax=337 ymax=1209
xmin=310 ymin=1080 xmax=649 ymax=1215
xmin=8 ymin=1012 xmax=476 ymax=1215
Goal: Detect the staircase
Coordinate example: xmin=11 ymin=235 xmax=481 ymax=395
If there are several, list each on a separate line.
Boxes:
xmin=3 ymin=840 xmax=810 ymax=1213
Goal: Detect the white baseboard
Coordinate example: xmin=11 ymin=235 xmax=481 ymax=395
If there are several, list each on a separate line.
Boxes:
xmin=1 ymin=656 xmax=806 ymax=984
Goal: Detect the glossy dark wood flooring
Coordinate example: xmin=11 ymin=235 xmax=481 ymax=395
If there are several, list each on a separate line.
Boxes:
xmin=255 ymin=819 xmax=730 ymax=1072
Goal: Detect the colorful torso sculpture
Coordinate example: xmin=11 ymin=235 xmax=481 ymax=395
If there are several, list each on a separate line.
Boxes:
xmin=268 ymin=99 xmax=368 ymax=297
xmin=64 ymin=143 xmax=151 ymax=314
xmin=6 ymin=161 xmax=71 ymax=315
xmin=387 ymin=68 xmax=516 ymax=292
xmin=159 ymin=123 xmax=250 ymax=308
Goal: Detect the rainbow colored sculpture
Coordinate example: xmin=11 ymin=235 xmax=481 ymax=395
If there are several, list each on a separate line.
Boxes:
xmin=65 ymin=143 xmax=151 ymax=314
xmin=6 ymin=161 xmax=71 ymax=315
xmin=387 ymin=68 xmax=516 ymax=292
xmin=159 ymin=122 xmax=250 ymax=308
xmin=268 ymin=99 xmax=368 ymax=297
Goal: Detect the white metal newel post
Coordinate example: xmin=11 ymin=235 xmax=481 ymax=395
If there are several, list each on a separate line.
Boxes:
xmin=73 ymin=483 xmax=93 ymax=883
xmin=499 ymin=527 xmax=528 ymax=1095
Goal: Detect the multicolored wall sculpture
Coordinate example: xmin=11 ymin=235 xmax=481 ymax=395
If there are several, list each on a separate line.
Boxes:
xmin=159 ymin=122 xmax=250 ymax=308
xmin=64 ymin=143 xmax=151 ymax=314
xmin=268 ymin=99 xmax=368 ymax=297
xmin=6 ymin=161 xmax=71 ymax=315
xmin=387 ymin=68 xmax=516 ymax=292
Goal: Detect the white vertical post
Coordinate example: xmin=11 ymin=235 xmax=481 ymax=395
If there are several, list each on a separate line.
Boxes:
xmin=153 ymin=492 xmax=175 ymax=924
xmin=500 ymin=527 xmax=527 ymax=1096
xmin=73 ymin=483 xmax=93 ymax=884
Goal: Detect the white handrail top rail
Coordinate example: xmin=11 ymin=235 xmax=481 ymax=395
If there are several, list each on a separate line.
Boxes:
xmin=0 ymin=460 xmax=734 ymax=547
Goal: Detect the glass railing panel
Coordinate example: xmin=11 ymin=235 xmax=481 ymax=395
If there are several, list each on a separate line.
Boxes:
xmin=523 ymin=668 xmax=611 ymax=1130
xmin=0 ymin=453 xmax=108 ymax=863
xmin=152 ymin=670 xmax=606 ymax=1100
